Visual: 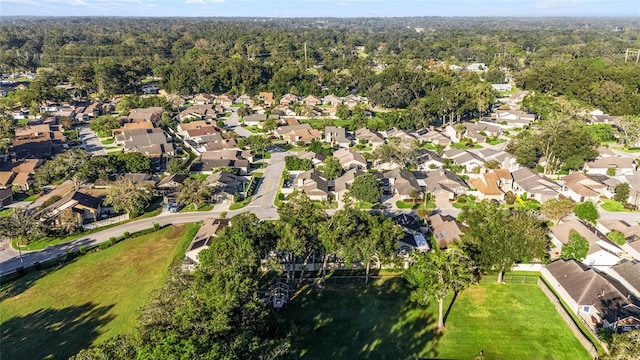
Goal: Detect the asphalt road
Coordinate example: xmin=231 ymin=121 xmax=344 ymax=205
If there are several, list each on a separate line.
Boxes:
xmin=246 ymin=151 xmax=288 ymax=220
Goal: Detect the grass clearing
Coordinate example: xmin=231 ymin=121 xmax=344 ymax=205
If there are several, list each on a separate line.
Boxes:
xmin=451 ymin=142 xmax=483 ymax=150
xmin=600 ymin=198 xmax=635 ymax=212
xmin=100 ymin=138 xmax=114 ymax=145
xmin=287 ymin=276 xmax=590 ymax=360
xmin=1 ymin=224 xmax=200 ymax=360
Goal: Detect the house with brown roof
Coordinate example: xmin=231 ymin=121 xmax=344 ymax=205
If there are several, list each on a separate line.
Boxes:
xmin=333 ymin=148 xmax=367 ymax=170
xmin=282 ymin=128 xmax=323 ymax=145
xmin=128 ymin=107 xmax=164 ymax=123
xmin=111 ymin=121 xmax=154 ymax=137
xmin=12 ymin=124 xmax=64 ymax=160
xmin=38 ymin=191 xmax=103 ymax=228
xmin=611 ymin=260 xmax=640 ymax=297
xmin=156 ymin=174 xmax=187 ymax=201
xmin=258 ymin=92 xmax=275 ymax=105
xmin=205 ymin=171 xmax=247 ymax=201
xmin=116 ymin=128 xmax=174 ymax=160
xmin=295 ymin=151 xmax=326 ymax=167
xmin=0 ymin=159 xmax=42 ymax=191
xmin=427 ymin=214 xmax=466 ymax=249
xmin=235 ymin=94 xmax=254 ymax=106
xmin=301 ymin=95 xmax=322 ymax=107
xmin=0 ymin=188 xmax=12 ymax=207
xmin=543 ymin=259 xmax=640 ymax=333
xmin=549 ymin=219 xmax=623 ymax=268
xmin=333 ymin=168 xmax=364 ymax=200
xmin=184 ymin=218 xmax=230 ymax=266
xmin=384 ymin=169 xmax=422 ymax=200
xmin=293 ymin=170 xmax=329 ymax=201
xmin=323 ymin=94 xmax=343 ymax=107
xmin=416 ymin=129 xmax=452 ymax=147
xmin=279 ymin=93 xmax=299 ymax=106
xmin=560 ymin=172 xmax=608 ymax=203
xmin=355 ymin=128 xmax=385 ymax=150
xmin=423 ymin=169 xmax=469 ymax=201
xmin=468 ymin=172 xmax=504 ymax=201
xmin=193 ymin=93 xmax=214 ymax=105
xmin=178 ymin=104 xmax=218 ymax=121
xmin=190 ymin=158 xmax=250 ymax=175
xmin=214 ymin=94 xmax=234 ymax=107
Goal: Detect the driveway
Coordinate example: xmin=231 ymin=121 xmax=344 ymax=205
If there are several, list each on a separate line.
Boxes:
xmin=78 ymin=125 xmax=106 ymax=155
xmin=223 ymin=112 xmax=253 ymax=138
xmin=246 ymin=150 xmax=288 ymax=220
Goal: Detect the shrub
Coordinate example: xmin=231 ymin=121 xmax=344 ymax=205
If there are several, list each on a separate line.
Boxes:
xmin=42 ymin=195 xmax=62 ymax=207
xmin=79 ymin=246 xmax=88 ymax=254
xmin=124 ymin=231 xmax=130 ymax=238
xmin=505 ymin=191 xmax=516 ymax=205
xmin=277 ymin=193 xmax=285 ymax=201
xmin=606 ymin=167 xmax=616 ymax=176
xmin=607 ymin=230 xmax=626 ymax=245
xmin=153 ymin=223 xmax=160 ymax=231
xmin=220 ymin=211 xmax=228 ymax=219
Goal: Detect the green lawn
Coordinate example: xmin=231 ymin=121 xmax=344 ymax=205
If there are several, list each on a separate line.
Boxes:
xmin=451 ymin=141 xmax=483 ymax=150
xmin=1 ymin=224 xmax=200 ymax=360
xmin=486 ymin=138 xmax=506 ymax=146
xmin=396 ymin=201 xmax=437 ymax=210
xmin=0 ymin=208 xmax=15 ymax=217
xmin=100 ymin=138 xmax=114 ymax=145
xmin=287 ymin=277 xmax=590 ymax=360
xmin=601 ymin=198 xmax=635 ymax=212
xmin=229 ymin=196 xmax=253 ymax=210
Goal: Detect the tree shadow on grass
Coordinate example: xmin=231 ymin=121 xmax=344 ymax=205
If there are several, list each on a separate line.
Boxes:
xmin=0 ymin=258 xmax=80 ymax=301
xmin=286 ymin=278 xmax=442 ymax=360
xmin=1 ymin=302 xmax=116 ymax=360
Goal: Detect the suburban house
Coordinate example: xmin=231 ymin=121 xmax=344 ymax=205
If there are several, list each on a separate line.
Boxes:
xmin=416 ymin=150 xmax=446 ymax=171
xmin=39 ymin=191 xmax=103 ymax=227
xmin=416 ymin=129 xmax=452 ymax=147
xmin=111 ymin=121 xmax=154 ymax=137
xmin=200 ymin=149 xmax=254 ymax=164
xmin=344 ymin=94 xmax=367 ymax=109
xmin=423 ymin=169 xmax=469 ymax=201
xmin=624 ymin=171 xmax=640 ymax=207
xmin=279 ymin=93 xmax=299 ymax=106
xmin=491 ymin=109 xmax=536 ymax=128
xmin=12 ymin=123 xmax=64 ymax=160
xmin=282 ymin=128 xmax=323 ymax=145
xmin=296 ymin=151 xmax=326 ymax=167
xmin=610 ymin=260 xmax=640 ymax=296
xmin=386 ymin=128 xmax=418 ymax=149
xmin=214 ymin=94 xmax=234 ymax=107
xmin=235 ymin=94 xmax=254 ymax=107
xmin=384 ymin=169 xmax=422 ymax=200
xmin=443 ymin=149 xmax=485 ymax=172
xmin=301 ymin=95 xmax=322 ymax=107
xmin=596 ymin=219 xmax=640 ymax=258
xmin=333 ymin=148 xmax=367 ymax=170
xmin=258 ymin=92 xmax=275 ymax=106
xmin=585 ymin=157 xmax=637 ymax=176
xmin=543 ymin=259 xmax=640 ymax=333
xmin=355 ymin=128 xmax=385 ymax=149
xmin=193 ymin=93 xmax=214 ymax=105
xmin=468 ymin=172 xmax=505 ymax=201
xmin=549 ymin=219 xmax=623 ymax=268
xmin=176 ymin=120 xmax=212 ymax=136
xmin=115 ymin=127 xmax=175 ymax=163
xmin=156 ymin=174 xmax=187 ymax=202
xmin=392 ymin=214 xmax=429 ymax=253
xmin=332 ymin=168 xmax=364 ymax=201
xmin=427 ymin=213 xmax=466 ymax=249
xmin=323 ymin=94 xmax=343 ymax=107
xmin=242 ymin=114 xmax=268 ymax=127
xmin=205 ymin=171 xmax=248 ymax=202
xmin=478 ymin=149 xmax=520 ymax=171
xmin=511 ymin=167 xmax=560 ymax=202
xmin=184 ymin=218 xmax=230 ymax=267
xmin=178 ymin=105 xmax=218 ymax=121
xmin=127 ymin=107 xmax=164 ymax=123
xmin=325 ymin=126 xmax=351 ymax=147
xmin=293 ymin=170 xmax=330 ymax=201
xmin=560 ymin=172 xmax=609 ymax=203
xmin=0 ymin=159 xmax=42 ymax=191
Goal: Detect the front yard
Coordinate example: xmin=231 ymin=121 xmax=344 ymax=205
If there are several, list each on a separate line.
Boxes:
xmin=1 ymin=224 xmax=200 ymax=360
xmin=286 ymin=275 xmax=590 ymax=359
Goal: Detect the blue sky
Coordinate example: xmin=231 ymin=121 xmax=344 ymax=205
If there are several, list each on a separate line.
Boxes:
xmin=1 ymin=0 xmax=638 ymax=17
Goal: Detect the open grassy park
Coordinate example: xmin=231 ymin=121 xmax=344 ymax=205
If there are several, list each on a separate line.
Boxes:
xmin=0 ymin=223 xmax=200 ymax=360
xmin=287 ymin=275 xmax=591 ymax=360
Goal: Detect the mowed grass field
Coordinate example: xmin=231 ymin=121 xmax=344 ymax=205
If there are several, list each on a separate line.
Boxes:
xmin=0 ymin=223 xmax=200 ymax=360
xmin=287 ymin=276 xmax=590 ymax=360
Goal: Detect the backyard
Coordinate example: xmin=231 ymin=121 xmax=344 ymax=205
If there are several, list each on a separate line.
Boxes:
xmin=0 ymin=223 xmax=200 ymax=360
xmin=286 ymin=275 xmax=590 ymax=360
